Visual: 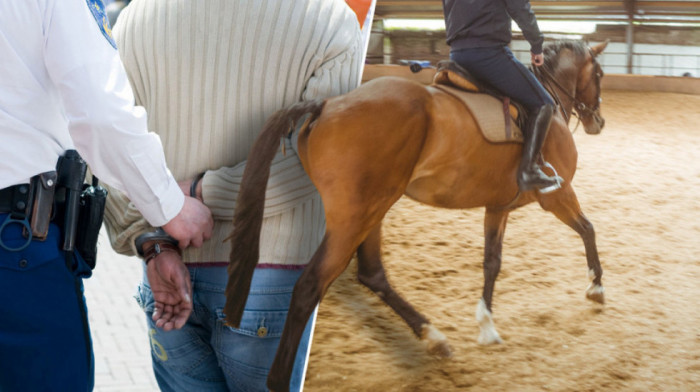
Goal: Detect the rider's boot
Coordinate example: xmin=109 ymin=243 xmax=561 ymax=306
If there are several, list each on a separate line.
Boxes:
xmin=517 ymin=104 xmax=563 ymax=193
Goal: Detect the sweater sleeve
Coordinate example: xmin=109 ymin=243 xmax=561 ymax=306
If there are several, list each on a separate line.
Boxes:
xmin=505 ymin=0 xmax=544 ymax=54
xmin=200 ymin=12 xmax=363 ymax=221
xmin=201 ymin=137 xmax=320 ymax=221
xmin=103 ymin=182 xmax=154 ymax=256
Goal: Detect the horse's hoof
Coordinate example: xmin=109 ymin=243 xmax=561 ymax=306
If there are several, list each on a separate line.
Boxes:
xmin=477 ymin=329 xmax=503 ymax=345
xmin=476 ymin=298 xmax=503 ymax=345
xmin=586 ymin=283 xmax=605 ymax=304
xmin=427 ymin=339 xmax=453 ymax=358
xmin=421 ymin=324 xmax=452 ymax=358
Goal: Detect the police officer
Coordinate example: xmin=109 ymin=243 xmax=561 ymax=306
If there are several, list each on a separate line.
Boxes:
xmin=0 ymin=1 xmax=213 ymax=390
xmin=443 ymin=0 xmax=562 ymax=192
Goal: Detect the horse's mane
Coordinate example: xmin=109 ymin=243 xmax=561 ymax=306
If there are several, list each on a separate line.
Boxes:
xmin=542 ymin=40 xmax=590 ymax=69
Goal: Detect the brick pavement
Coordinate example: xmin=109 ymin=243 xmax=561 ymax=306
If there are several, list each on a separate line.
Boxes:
xmin=84 ymin=231 xmax=158 ymax=391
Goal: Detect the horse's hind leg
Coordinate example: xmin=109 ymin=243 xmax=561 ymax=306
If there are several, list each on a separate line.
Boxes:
xmin=476 ymin=208 xmax=509 ymax=345
xmin=539 ymin=185 xmax=604 ymax=304
xmin=357 ymin=222 xmax=452 ymax=358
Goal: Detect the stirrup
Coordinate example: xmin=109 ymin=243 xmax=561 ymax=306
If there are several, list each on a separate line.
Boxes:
xmin=537 ymin=162 xmax=564 ymax=194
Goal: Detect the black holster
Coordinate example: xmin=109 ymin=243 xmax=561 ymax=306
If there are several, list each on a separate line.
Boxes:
xmin=76 ymin=177 xmax=107 ymax=269
xmin=56 ymin=150 xmax=107 ymax=270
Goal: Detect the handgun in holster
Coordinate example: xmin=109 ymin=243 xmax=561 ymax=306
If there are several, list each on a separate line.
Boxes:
xmin=56 ymin=150 xmax=107 ymax=270
xmin=76 ymin=176 xmax=107 ymax=269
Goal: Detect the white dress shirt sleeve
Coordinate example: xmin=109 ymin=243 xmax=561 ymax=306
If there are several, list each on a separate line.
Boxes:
xmin=42 ymin=0 xmax=183 ymax=227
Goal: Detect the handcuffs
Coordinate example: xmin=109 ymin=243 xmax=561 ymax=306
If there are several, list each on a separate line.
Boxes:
xmin=134 ymin=173 xmax=205 ymax=263
xmin=134 ymin=228 xmax=181 ymax=264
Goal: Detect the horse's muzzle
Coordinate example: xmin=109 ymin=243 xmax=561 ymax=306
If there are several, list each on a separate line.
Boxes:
xmin=584 ymin=112 xmax=605 ymax=135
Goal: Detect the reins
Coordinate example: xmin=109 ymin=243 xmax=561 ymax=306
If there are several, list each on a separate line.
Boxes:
xmin=531 ymin=50 xmax=601 ymax=133
xmin=494 ymin=45 xmax=603 ymax=211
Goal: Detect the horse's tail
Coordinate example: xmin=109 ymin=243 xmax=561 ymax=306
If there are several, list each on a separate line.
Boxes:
xmin=223 ymin=99 xmax=325 ymax=328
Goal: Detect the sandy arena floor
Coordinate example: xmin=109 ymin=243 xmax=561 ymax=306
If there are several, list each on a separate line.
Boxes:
xmin=303 ymin=91 xmax=700 ymax=391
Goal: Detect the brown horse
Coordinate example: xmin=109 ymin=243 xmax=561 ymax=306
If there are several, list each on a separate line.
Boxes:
xmin=224 ymin=39 xmax=608 ymax=391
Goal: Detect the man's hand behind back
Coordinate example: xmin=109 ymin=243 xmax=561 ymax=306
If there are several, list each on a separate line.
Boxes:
xmin=147 ymin=250 xmax=193 ymax=331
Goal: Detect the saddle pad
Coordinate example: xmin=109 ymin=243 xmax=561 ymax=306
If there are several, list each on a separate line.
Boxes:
xmin=433 ymin=62 xmax=520 ymax=121
xmin=434 ymin=85 xmax=523 ymax=144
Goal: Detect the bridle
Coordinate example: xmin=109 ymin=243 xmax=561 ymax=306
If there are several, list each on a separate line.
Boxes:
xmin=532 ymin=48 xmax=602 ymax=131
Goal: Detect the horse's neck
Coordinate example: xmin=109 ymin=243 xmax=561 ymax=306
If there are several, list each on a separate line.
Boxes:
xmin=545 ymin=61 xmax=579 ymax=122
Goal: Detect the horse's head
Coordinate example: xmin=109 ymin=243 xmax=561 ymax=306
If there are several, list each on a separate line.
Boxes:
xmin=540 ymin=40 xmax=608 ymax=135
xmin=576 ymin=41 xmax=607 ymax=134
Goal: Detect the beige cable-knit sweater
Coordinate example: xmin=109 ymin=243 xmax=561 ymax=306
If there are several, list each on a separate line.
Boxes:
xmin=103 ymin=0 xmax=363 ymax=265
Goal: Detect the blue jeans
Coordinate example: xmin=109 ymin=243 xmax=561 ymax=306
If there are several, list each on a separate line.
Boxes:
xmin=450 ymin=45 xmax=554 ymax=111
xmin=0 ymin=215 xmax=94 ymax=391
xmin=136 ymin=265 xmax=315 ymax=392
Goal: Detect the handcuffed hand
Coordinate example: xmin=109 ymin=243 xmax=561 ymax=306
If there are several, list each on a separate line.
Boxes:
xmin=162 ymin=196 xmax=213 ymax=248
xmin=147 ymin=249 xmax=193 ymax=331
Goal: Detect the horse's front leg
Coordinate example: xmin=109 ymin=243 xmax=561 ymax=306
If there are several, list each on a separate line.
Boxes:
xmin=357 ymin=222 xmax=452 ymax=357
xmin=477 ymin=208 xmax=510 ymax=345
xmin=538 ymin=184 xmax=605 ymax=304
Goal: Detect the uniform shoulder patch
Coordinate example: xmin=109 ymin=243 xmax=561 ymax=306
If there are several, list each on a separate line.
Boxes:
xmin=86 ymin=0 xmax=117 ymax=49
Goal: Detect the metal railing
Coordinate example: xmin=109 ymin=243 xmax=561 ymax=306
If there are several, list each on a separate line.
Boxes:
xmin=513 ymin=46 xmax=700 ymax=77
xmin=628 ymin=52 xmax=700 ymax=77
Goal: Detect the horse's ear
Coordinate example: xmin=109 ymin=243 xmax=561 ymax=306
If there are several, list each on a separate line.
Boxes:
xmin=590 ymin=39 xmax=610 ymax=57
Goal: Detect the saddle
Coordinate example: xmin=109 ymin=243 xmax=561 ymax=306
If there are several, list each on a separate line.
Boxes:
xmin=432 ymin=60 xmax=526 ymax=143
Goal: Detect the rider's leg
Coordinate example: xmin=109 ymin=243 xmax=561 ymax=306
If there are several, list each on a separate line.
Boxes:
xmin=450 ymin=46 xmax=562 ymax=192
xmin=517 ymin=103 xmax=560 ymax=191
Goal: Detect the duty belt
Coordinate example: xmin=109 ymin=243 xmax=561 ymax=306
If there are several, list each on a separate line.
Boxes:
xmin=0 ymin=172 xmax=58 ymax=252
xmin=0 ymin=182 xmax=35 ymax=251
xmin=0 ymin=183 xmax=31 ymax=215
xmin=1 ymin=150 xmax=106 ymax=270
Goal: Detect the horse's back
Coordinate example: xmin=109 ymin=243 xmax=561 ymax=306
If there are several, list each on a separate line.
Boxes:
xmin=323 ymin=76 xmax=433 ymax=117
xmin=298 ymin=76 xmax=434 ymax=167
xmin=296 ymin=77 xmax=434 ymax=224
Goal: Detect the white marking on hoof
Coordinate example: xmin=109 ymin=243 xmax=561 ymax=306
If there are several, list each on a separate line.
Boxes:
xmin=588 ymin=268 xmax=596 ymax=281
xmin=420 ymin=324 xmax=453 ymax=358
xmin=586 ymin=283 xmax=605 ymax=304
xmin=476 ymin=298 xmax=503 ymax=345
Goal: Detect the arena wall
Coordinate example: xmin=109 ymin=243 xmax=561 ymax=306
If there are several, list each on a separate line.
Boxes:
xmin=361 ymin=65 xmax=700 ymax=95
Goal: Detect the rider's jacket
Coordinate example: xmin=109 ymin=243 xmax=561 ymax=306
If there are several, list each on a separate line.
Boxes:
xmin=442 ymin=0 xmax=544 ymax=54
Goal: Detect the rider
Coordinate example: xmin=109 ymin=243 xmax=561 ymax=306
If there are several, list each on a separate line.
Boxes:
xmin=442 ymin=0 xmax=562 ymax=192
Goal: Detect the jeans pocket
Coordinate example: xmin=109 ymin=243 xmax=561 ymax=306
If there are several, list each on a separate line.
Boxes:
xmin=214 ymin=308 xmax=290 ymax=385
xmin=215 ymin=308 xmax=288 ymax=339
xmin=136 ymin=283 xmax=226 ymax=384
xmin=146 ymin=320 xmax=217 ymax=378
